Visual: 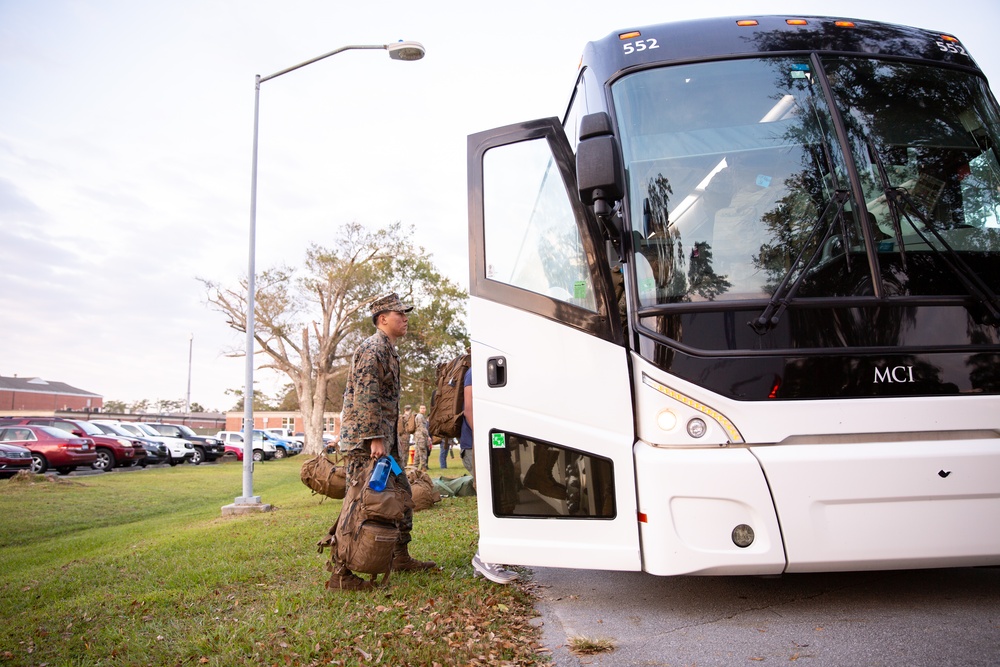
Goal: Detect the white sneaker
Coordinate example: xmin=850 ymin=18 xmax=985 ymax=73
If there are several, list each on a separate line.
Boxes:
xmin=472 ymin=552 xmax=518 ymax=584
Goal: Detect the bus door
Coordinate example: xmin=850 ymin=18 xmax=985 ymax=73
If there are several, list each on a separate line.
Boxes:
xmin=467 ymin=118 xmax=642 ymax=571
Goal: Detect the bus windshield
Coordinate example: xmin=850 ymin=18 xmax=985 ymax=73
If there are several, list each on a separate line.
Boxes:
xmin=612 ymin=56 xmax=1000 ymax=306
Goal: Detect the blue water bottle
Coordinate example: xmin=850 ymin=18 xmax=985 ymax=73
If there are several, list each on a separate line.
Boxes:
xmin=368 ymin=456 xmax=391 ymax=492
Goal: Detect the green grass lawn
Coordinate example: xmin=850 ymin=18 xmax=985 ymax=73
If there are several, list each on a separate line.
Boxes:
xmin=0 ymin=455 xmax=542 ymax=666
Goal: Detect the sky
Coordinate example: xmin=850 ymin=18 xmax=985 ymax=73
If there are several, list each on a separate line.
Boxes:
xmin=2 ymin=0 xmax=998 ymax=413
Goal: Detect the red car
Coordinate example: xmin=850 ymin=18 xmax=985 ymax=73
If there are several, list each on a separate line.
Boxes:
xmin=0 ymin=442 xmax=33 ymax=477
xmin=0 ymin=417 xmax=144 ymax=471
xmin=222 ymin=444 xmax=244 ymax=461
xmin=0 ymin=425 xmax=98 ymax=474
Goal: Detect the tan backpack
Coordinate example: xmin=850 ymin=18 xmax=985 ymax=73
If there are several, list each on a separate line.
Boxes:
xmin=406 ymin=467 xmax=442 ymax=511
xmin=318 ymin=458 xmax=412 ymax=586
xmin=300 ymin=454 xmax=347 ymax=500
xmin=428 ymin=353 xmax=471 ymax=439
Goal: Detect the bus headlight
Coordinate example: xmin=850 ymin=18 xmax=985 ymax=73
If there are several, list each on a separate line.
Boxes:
xmin=642 ymin=373 xmax=744 ymax=444
xmin=656 ymin=409 xmax=678 ymax=431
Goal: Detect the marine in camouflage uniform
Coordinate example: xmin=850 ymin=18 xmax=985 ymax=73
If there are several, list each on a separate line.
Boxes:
xmin=329 ymin=292 xmax=436 ymax=591
xmin=412 ymin=405 xmax=430 ymax=471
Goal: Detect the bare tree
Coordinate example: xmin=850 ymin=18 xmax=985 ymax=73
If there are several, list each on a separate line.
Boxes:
xmin=201 ymin=221 xmax=467 ymax=455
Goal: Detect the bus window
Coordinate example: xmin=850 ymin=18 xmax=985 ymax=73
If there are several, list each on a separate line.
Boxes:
xmin=828 ymin=57 xmax=1000 ymax=265
xmin=488 ymin=430 xmax=615 ymax=519
xmin=482 ymin=139 xmax=598 ymax=311
xmin=612 ymin=58 xmax=844 ymax=302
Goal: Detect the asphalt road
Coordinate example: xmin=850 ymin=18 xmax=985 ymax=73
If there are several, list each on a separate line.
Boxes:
xmin=528 ymin=565 xmax=1000 ymax=666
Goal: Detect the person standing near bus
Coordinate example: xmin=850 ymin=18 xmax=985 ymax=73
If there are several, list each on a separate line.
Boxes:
xmin=331 ymin=292 xmax=437 ymax=591
xmin=438 ymin=436 xmax=453 ymax=469
xmin=413 ymin=404 xmax=430 ymax=471
xmin=462 ymin=366 xmax=518 ymax=584
xmin=459 ymin=368 xmax=475 ymax=479
xmin=397 ymin=404 xmax=415 ymax=465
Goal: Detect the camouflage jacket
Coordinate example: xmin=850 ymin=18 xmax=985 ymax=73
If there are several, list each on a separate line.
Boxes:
xmin=413 ymin=412 xmax=430 ymax=445
xmin=339 ymin=329 xmax=401 ymax=455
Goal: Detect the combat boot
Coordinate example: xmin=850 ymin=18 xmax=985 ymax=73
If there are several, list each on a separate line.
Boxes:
xmin=391 ymin=543 xmax=437 ymax=571
xmin=326 ymin=566 xmax=374 ymax=592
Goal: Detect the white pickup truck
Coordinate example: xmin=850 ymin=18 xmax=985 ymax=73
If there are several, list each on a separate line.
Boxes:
xmin=214 ymin=431 xmax=276 ymax=462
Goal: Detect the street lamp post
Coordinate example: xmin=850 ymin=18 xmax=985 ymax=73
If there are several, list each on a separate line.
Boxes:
xmin=185 ymin=333 xmax=193 ymax=414
xmin=225 ymin=41 xmax=426 ymax=515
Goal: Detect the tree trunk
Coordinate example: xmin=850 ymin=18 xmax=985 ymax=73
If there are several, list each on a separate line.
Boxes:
xmin=304 ymin=381 xmax=328 ymax=456
xmin=296 ymin=326 xmax=325 ymax=456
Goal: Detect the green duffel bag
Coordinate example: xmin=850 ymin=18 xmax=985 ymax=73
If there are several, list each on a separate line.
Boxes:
xmin=432 ymin=475 xmax=476 ymax=497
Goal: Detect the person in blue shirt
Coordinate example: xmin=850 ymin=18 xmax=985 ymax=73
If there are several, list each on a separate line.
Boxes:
xmin=459 ymin=368 xmax=475 ymax=478
xmin=462 ymin=367 xmax=518 ymax=584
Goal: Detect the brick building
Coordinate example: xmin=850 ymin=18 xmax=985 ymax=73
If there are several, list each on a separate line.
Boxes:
xmin=224 ymin=410 xmax=341 ymax=438
xmin=0 ymin=376 xmax=103 ymax=412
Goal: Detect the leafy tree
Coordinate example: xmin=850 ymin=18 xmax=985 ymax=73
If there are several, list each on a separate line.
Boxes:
xmin=202 ymin=222 xmax=467 ymax=454
xmin=225 ymin=387 xmax=278 ymax=412
xmin=155 ymin=398 xmax=185 ymax=414
xmin=277 ymin=384 xmax=299 ymax=411
xmin=103 ymin=400 xmax=127 ymax=414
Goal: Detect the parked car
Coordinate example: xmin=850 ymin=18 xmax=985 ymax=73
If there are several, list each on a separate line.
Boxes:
xmin=0 ymin=417 xmax=143 ymax=471
xmin=89 ymin=421 xmax=169 ymax=467
xmin=214 ymin=431 xmax=274 ymax=462
xmin=264 ymin=428 xmax=304 ymax=446
xmin=221 ymin=443 xmax=243 ymax=462
xmin=93 ymin=420 xmax=194 ymax=466
xmin=321 ymin=432 xmax=340 ymax=453
xmin=255 ymin=429 xmax=301 ymax=458
xmin=0 ymin=425 xmax=98 ymax=474
xmin=0 ymin=441 xmax=34 ymax=477
xmin=293 ymin=430 xmax=337 ymax=452
xmin=143 ymin=423 xmax=225 ymax=465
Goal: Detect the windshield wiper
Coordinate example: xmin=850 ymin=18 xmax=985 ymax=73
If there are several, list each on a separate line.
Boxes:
xmin=867 ymin=140 xmax=1000 ymax=325
xmin=750 ymin=189 xmax=851 ymax=334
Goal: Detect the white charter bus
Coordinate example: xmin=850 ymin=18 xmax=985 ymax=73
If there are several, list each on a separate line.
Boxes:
xmin=467 ymin=15 xmax=1000 ymax=575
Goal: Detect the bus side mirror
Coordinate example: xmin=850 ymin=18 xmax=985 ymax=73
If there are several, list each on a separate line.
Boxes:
xmin=577 ymin=112 xmax=624 ymax=237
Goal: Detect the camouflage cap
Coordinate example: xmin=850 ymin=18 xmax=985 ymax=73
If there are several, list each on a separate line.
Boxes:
xmin=370 ymin=292 xmax=413 ymax=322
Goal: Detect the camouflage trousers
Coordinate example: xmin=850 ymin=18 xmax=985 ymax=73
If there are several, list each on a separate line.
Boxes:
xmin=413 ymin=438 xmax=430 ymax=471
xmin=345 ymin=448 xmax=415 ymax=544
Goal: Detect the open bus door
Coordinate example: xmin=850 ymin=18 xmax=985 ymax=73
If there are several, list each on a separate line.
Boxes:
xmin=467 ymin=118 xmax=641 ymax=571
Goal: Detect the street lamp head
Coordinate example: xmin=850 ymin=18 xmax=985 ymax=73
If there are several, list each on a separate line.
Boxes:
xmin=387 ymin=41 xmax=426 ymax=61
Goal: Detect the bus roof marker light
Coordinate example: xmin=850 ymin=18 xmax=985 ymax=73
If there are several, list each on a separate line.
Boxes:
xmin=941 ymin=35 xmax=959 ymax=43
xmin=835 ymin=21 xmax=857 ymax=28
xmin=619 ymin=31 xmax=641 ymax=40
xmin=736 ymin=20 xmax=758 ymax=27
xmin=786 ymin=19 xmax=808 ymax=26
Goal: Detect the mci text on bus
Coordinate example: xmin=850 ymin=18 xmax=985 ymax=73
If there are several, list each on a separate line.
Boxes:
xmin=466 ymin=15 xmax=1000 ymax=575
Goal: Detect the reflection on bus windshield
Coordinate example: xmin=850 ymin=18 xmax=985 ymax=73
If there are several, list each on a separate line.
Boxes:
xmin=613 ymin=56 xmax=1000 ymax=304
